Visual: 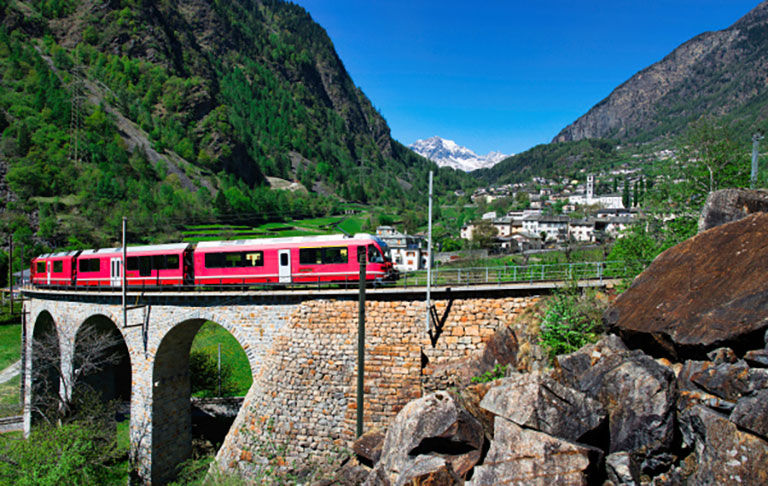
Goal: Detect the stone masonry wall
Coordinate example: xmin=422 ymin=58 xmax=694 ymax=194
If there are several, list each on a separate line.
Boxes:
xmin=217 ymin=294 xmax=538 ymax=476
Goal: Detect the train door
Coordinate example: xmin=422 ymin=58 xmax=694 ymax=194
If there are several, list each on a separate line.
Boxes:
xmin=47 ymin=261 xmax=51 ymax=285
xmin=278 ymin=249 xmax=291 ymax=284
xmin=110 ymin=257 xmax=122 ymax=287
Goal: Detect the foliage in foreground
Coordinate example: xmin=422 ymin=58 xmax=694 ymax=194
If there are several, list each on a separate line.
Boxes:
xmin=0 ymin=419 xmax=128 ymax=486
xmin=538 ymin=286 xmax=609 ymax=361
xmin=471 ymin=363 xmax=509 ymax=384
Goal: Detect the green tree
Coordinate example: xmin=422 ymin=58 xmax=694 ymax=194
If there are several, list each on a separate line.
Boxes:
xmin=471 ymin=219 xmax=499 ymax=249
xmin=678 ymin=118 xmax=749 ymax=202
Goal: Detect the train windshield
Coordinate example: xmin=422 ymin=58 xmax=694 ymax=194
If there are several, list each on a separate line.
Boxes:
xmin=367 ymin=244 xmax=386 ymax=263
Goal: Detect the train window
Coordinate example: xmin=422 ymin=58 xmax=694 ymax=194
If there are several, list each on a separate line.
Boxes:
xmin=36 ymin=261 xmax=45 ymax=273
xmin=53 ymin=261 xmax=63 ymax=273
xmin=138 ymin=256 xmax=152 ymax=276
xmin=79 ymin=259 xmax=100 ymax=273
xmin=165 ymin=254 xmax=180 ymax=270
xmin=127 ymin=257 xmax=139 ymax=271
xmin=299 ymin=247 xmax=348 ymax=265
xmin=205 ymin=251 xmax=264 ymax=268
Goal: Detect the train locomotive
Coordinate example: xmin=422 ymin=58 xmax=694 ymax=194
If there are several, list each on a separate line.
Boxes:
xmin=31 ymin=233 xmax=397 ymax=288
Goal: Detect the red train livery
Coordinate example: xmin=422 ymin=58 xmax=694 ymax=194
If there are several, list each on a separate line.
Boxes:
xmin=31 ymin=234 xmax=396 ymax=288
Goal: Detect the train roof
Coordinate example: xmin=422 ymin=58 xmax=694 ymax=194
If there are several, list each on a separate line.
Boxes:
xmin=196 ymin=233 xmax=379 ymax=250
xmin=79 ymin=243 xmax=191 ymax=256
xmin=35 ymin=251 xmax=80 ymax=259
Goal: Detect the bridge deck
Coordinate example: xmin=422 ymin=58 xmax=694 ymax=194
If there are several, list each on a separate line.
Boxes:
xmin=21 ymin=278 xmax=620 ymax=303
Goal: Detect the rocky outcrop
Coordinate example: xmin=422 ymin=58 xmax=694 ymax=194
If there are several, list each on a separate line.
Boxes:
xmin=698 ymin=188 xmax=768 ymax=232
xmin=554 ymin=2 xmax=768 ymax=142
xmin=604 ymin=212 xmax=768 ymax=360
xmin=556 ymin=342 xmax=678 ymax=474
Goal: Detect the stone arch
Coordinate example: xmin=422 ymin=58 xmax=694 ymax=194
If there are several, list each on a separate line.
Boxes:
xmin=151 ymin=317 xmax=255 ymax=483
xmin=29 ymin=310 xmax=60 ymax=423
xmin=72 ymin=314 xmax=132 ymax=406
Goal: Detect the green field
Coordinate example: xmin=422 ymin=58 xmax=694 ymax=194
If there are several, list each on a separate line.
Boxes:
xmin=190 ymin=322 xmax=252 ymax=397
xmin=181 ymin=214 xmax=369 ymax=243
xmin=0 ymin=324 xmax=21 ymax=371
xmin=0 ymin=376 xmax=21 ymax=417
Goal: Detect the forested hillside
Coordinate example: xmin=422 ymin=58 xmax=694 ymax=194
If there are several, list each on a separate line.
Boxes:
xmin=0 ymin=0 xmax=473 ymax=255
xmin=472 ymin=139 xmax=619 ymax=186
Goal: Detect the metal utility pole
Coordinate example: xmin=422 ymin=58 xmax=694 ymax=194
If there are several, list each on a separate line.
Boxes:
xmin=122 ymin=217 xmax=127 ymax=329
xmin=752 ymin=133 xmax=763 ymax=189
xmin=425 ymin=171 xmax=433 ymax=332
xmin=356 ymin=247 xmax=366 ymax=438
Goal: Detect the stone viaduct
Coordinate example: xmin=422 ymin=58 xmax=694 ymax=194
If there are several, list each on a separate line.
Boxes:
xmin=21 ymin=281 xmax=613 ymax=484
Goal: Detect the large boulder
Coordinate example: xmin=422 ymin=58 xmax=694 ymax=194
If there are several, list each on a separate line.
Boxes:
xmin=731 ymin=389 xmax=768 ymax=441
xmin=364 ymin=392 xmax=484 ymax=485
xmin=698 ymin=188 xmax=768 ymax=232
xmin=680 ymin=405 xmax=768 ymax=485
xmin=479 ymin=372 xmax=606 ymax=444
xmin=557 ymin=348 xmax=677 ymax=474
xmin=605 ymin=212 xmax=768 ymax=360
xmin=467 ymin=416 xmax=602 ymax=486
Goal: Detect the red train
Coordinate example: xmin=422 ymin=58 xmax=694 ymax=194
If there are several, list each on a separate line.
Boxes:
xmin=31 ymin=234 xmax=396 ymax=288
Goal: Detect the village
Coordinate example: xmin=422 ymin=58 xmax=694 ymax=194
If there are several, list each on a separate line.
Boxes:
xmin=376 ymin=172 xmax=646 ymax=272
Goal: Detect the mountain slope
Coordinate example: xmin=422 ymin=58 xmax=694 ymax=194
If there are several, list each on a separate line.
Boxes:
xmin=0 ymin=0 xmax=473 ymax=249
xmin=555 ymin=1 xmax=768 ymax=143
xmin=409 ymin=136 xmax=508 ymax=172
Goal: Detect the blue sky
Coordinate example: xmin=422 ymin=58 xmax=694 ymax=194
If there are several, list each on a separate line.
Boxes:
xmin=293 ymin=1 xmax=761 ymax=155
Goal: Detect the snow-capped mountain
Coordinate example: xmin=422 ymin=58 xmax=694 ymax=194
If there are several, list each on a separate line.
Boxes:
xmin=409 ymin=136 xmax=509 ymax=172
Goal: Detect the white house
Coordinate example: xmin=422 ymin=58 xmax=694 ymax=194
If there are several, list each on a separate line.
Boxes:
xmin=376 ymin=226 xmax=426 ymax=272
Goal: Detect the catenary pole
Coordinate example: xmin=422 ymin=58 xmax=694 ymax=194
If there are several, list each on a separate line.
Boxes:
xmin=356 ymin=247 xmax=366 ymax=438
xmin=425 ymin=171 xmax=433 ymax=332
xmin=122 ymin=217 xmax=127 ymax=328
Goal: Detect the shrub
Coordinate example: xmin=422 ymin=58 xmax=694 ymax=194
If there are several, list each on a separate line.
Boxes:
xmin=539 ymin=286 xmax=607 ymax=361
xmin=0 ymin=420 xmax=127 ymax=485
xmin=470 ymin=363 xmax=509 ymax=384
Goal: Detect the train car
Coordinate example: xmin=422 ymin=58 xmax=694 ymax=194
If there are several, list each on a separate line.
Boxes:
xmin=30 ymin=251 xmax=80 ymax=286
xmin=75 ymin=243 xmax=192 ymax=287
xmin=193 ymin=233 xmax=395 ymax=285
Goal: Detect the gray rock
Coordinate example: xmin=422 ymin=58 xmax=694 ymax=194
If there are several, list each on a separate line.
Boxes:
xmin=605 ymin=452 xmax=640 ymax=485
xmin=689 ymin=360 xmax=768 ymax=401
xmin=555 ymin=334 xmax=628 ymax=390
xmin=479 ymin=372 xmax=606 ymax=444
xmin=698 ymin=188 xmax=768 ymax=232
xmin=364 ymin=392 xmax=484 ymax=486
xmin=706 ymin=347 xmax=738 ymax=364
xmin=680 ymin=405 xmax=768 ymax=485
xmin=353 ymin=428 xmax=385 ymax=466
xmin=561 ymin=349 xmax=677 ymax=474
xmin=745 ymin=349 xmax=768 ymax=368
xmin=467 ymin=416 xmax=602 ymax=486
xmin=731 ymin=389 xmax=768 ymax=441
